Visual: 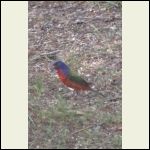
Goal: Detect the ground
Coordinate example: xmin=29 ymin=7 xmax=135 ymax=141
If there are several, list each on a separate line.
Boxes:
xmin=28 ymin=1 xmax=122 ymax=149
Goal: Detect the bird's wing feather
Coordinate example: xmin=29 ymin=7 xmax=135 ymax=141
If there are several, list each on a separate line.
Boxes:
xmin=68 ymin=74 xmax=90 ymax=86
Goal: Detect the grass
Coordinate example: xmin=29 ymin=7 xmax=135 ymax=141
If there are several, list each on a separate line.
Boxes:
xmin=29 ymin=92 xmax=121 ymax=148
xmin=112 ymin=135 xmax=122 ymax=148
xmin=90 ymin=1 xmax=121 ymax=11
xmin=33 ymin=77 xmax=44 ymax=97
xmin=29 ymin=1 xmax=122 ymax=149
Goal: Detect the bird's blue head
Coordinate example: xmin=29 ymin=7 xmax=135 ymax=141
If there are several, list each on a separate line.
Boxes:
xmin=53 ymin=61 xmax=70 ymax=76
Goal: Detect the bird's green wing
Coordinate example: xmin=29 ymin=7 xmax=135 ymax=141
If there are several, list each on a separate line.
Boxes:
xmin=68 ymin=73 xmax=90 ymax=86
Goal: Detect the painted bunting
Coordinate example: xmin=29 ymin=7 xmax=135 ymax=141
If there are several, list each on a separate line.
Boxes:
xmin=52 ymin=61 xmax=122 ymax=102
xmin=53 ymin=61 xmax=91 ymax=91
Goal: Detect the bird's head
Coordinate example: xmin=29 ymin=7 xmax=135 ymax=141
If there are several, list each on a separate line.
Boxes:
xmin=53 ymin=61 xmax=70 ymax=76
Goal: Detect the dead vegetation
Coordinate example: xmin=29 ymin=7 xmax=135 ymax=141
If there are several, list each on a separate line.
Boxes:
xmin=29 ymin=1 xmax=122 ymax=149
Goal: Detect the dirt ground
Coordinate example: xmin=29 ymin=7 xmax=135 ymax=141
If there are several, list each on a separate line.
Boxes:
xmin=28 ymin=1 xmax=122 ymax=149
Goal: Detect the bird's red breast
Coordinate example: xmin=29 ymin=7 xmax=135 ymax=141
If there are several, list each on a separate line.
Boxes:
xmin=56 ymin=69 xmax=91 ymax=91
xmin=56 ymin=69 xmax=67 ymax=80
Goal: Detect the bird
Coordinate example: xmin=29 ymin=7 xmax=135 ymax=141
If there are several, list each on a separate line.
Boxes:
xmin=52 ymin=61 xmax=92 ymax=91
xmin=52 ymin=61 xmax=122 ymax=101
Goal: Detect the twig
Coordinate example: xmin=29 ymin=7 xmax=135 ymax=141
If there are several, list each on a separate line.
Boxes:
xmin=71 ymin=124 xmax=96 ymax=135
xmin=40 ymin=50 xmax=61 ymax=56
xmin=30 ymin=50 xmax=61 ymax=62
xmin=28 ymin=115 xmax=36 ymax=127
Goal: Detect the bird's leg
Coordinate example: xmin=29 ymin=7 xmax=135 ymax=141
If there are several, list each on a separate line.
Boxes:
xmin=72 ymin=90 xmax=79 ymax=97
